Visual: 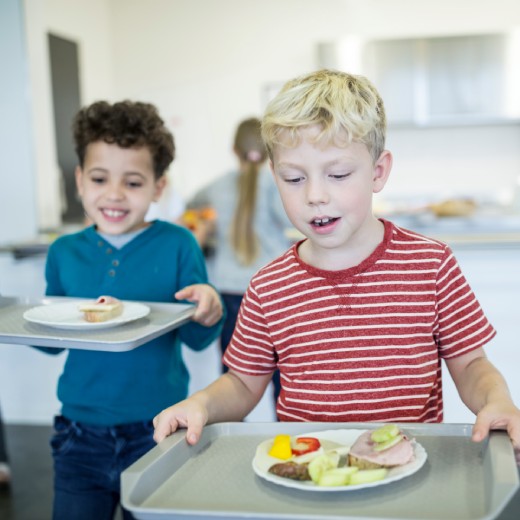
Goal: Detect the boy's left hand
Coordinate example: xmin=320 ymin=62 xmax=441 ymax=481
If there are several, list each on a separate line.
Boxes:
xmin=175 ymin=284 xmax=223 ymax=327
xmin=472 ymin=401 xmax=520 ymax=464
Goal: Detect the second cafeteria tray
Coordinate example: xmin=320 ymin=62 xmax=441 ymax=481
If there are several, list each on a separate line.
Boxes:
xmin=0 ymin=295 xmax=195 ymax=352
xmin=122 ymin=422 xmax=519 ymax=520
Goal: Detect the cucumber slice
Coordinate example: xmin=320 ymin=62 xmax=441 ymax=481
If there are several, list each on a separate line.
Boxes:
xmin=370 ymin=424 xmax=400 ymax=443
xmin=307 ymin=453 xmax=339 ymax=483
xmin=318 ymin=467 xmax=359 ymax=487
xmin=349 ymin=468 xmax=388 ymax=485
xmin=373 ymin=434 xmax=403 ymax=452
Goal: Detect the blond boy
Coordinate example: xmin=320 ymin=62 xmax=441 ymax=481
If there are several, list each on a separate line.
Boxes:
xmin=154 ymin=70 xmax=520 ymax=458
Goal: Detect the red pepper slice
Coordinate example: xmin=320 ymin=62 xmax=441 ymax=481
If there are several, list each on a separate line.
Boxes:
xmin=291 ymin=436 xmax=321 ymax=456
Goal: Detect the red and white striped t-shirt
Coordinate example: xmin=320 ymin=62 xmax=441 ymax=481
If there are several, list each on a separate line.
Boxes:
xmin=223 ymin=219 xmax=496 ymax=423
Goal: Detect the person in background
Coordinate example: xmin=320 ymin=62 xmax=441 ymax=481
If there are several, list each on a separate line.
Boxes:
xmin=183 ymin=117 xmax=293 ymax=405
xmin=145 ymin=177 xmax=186 ymax=223
xmin=37 ymin=100 xmax=224 ymax=520
xmin=0 ymin=405 xmax=10 ymax=492
xmin=153 ymin=69 xmax=520 ymax=460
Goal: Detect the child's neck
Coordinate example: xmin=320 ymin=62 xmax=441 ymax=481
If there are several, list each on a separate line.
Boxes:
xmin=97 ymin=225 xmax=150 ymax=249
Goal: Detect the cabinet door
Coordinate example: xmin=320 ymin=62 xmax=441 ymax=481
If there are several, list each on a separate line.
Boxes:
xmin=442 ymin=247 xmax=520 ymax=423
xmin=362 ymin=34 xmax=509 ymax=126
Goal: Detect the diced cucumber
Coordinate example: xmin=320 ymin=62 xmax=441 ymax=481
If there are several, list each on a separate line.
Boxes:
xmin=307 ymin=453 xmax=339 ymax=483
xmin=370 ymin=424 xmax=400 ymax=443
xmin=318 ymin=467 xmax=359 ymax=486
xmin=349 ymin=468 xmax=388 ymax=485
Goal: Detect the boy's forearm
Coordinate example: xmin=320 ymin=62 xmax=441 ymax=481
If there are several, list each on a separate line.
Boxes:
xmin=191 ymin=372 xmax=263 ymax=424
xmin=455 ymin=357 xmax=514 ymax=414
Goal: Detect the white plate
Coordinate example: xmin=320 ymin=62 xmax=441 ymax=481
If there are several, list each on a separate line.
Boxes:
xmin=23 ymin=301 xmax=150 ymax=330
xmin=252 ymin=429 xmax=427 ymax=492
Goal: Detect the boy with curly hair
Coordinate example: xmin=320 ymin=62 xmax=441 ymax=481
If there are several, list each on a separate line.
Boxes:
xmin=41 ymin=100 xmax=223 ymax=519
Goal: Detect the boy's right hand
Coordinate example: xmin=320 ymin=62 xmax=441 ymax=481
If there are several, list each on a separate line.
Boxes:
xmin=153 ymin=398 xmax=208 ymax=445
xmin=153 ymin=372 xmax=271 ymax=445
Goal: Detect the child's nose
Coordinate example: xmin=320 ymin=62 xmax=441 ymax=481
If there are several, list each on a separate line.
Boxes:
xmin=305 ymin=178 xmax=329 ymax=205
xmin=105 ymin=183 xmax=125 ymax=200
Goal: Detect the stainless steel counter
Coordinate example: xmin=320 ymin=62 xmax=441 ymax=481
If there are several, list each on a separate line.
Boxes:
xmin=389 ymin=213 xmax=520 ymax=248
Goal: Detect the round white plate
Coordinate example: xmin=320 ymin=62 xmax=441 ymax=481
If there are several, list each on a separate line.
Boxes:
xmin=23 ymin=301 xmax=150 ymax=330
xmin=252 ymin=429 xmax=427 ymax=492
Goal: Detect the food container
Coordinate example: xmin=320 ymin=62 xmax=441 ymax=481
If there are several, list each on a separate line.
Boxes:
xmin=121 ymin=422 xmax=519 ymax=520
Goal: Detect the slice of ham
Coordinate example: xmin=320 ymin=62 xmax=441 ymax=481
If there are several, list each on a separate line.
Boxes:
xmin=95 ymin=296 xmax=119 ymax=306
xmin=349 ymin=430 xmax=414 ymax=467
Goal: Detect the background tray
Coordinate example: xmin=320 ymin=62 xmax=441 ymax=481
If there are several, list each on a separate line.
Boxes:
xmin=121 ymin=422 xmax=519 ymax=520
xmin=0 ymin=295 xmax=195 ymax=352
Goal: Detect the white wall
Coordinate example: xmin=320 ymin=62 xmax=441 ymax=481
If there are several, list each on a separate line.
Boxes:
xmin=16 ymin=0 xmax=520 ymax=235
xmin=108 ymin=0 xmax=354 ymax=200
xmin=0 ymin=0 xmax=38 ymax=245
xmin=106 ymin=0 xmax=520 ymax=204
xmin=20 ymin=0 xmax=115 ymax=233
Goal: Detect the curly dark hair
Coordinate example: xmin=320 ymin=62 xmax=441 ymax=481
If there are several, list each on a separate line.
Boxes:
xmin=72 ymin=100 xmax=175 ymax=178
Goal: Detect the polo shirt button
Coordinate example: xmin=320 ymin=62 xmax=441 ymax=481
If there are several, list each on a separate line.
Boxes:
xmin=108 ymin=269 xmax=116 ymax=277
xmin=106 ymin=248 xmax=113 ymax=254
xmin=98 ymin=241 xmax=104 ymax=247
xmin=112 ymin=260 xmax=120 ymax=267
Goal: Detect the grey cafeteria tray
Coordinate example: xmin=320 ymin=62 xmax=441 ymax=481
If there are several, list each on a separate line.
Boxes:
xmin=0 ymin=295 xmax=195 ymax=352
xmin=122 ymin=422 xmax=519 ymax=520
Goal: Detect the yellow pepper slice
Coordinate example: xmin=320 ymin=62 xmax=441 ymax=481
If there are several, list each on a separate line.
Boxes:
xmin=268 ymin=434 xmax=292 ymax=460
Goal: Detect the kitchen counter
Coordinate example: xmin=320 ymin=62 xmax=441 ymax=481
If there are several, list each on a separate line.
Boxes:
xmin=388 ymin=213 xmax=520 ymax=248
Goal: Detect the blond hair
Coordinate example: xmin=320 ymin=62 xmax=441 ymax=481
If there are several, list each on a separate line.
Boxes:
xmin=262 ymin=69 xmax=386 ymax=162
xmin=230 ymin=118 xmax=267 ymax=266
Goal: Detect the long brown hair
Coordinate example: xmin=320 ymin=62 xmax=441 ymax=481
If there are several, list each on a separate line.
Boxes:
xmin=230 ymin=118 xmax=267 ymax=265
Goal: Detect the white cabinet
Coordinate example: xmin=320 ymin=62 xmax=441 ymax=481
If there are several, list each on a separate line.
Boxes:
xmin=0 ymin=253 xmax=64 ymax=424
xmin=442 ymin=245 xmax=520 ymax=423
xmin=364 ymin=34 xmax=510 ymax=125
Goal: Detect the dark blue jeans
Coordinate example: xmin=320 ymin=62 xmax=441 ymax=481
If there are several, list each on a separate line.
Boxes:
xmin=51 ymin=415 xmax=155 ymax=520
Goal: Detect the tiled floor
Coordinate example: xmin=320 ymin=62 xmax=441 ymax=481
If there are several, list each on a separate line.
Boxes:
xmin=0 ymin=424 xmax=53 ymax=520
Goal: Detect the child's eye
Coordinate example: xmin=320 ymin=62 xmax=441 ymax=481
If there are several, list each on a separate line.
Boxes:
xmin=90 ymin=177 xmax=106 ymax=184
xmin=284 ymin=177 xmax=303 ymax=184
xmin=329 ymin=172 xmax=351 ymax=180
xmin=126 ymin=181 xmax=143 ymax=188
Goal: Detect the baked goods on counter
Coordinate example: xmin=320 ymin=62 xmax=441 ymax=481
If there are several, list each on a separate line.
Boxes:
xmin=428 ymin=198 xmax=477 ymax=217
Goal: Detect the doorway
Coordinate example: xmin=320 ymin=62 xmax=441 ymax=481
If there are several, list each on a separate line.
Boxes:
xmin=48 ymin=33 xmax=83 ymax=223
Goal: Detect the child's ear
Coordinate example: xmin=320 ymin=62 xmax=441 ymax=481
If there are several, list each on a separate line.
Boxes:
xmin=372 ymin=150 xmax=393 ymax=194
xmin=75 ymin=165 xmax=84 ymax=197
xmin=153 ymin=175 xmax=167 ymax=201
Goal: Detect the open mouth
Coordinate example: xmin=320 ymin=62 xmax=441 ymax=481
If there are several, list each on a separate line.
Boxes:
xmin=311 ymin=217 xmax=339 ymax=227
